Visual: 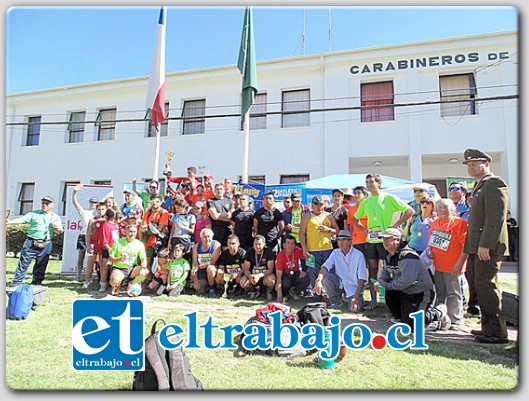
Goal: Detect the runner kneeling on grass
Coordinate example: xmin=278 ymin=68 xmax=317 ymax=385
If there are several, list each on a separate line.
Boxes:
xmin=108 ymin=224 xmax=148 ymax=296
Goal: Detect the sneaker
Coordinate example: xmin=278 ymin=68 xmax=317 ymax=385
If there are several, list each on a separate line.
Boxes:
xmin=208 ymin=287 xmax=216 ymax=298
xmin=111 ymin=284 xmax=120 ymax=296
xmin=248 ymin=291 xmax=260 ymax=300
xmin=74 ymin=273 xmax=82 ymax=282
xmin=82 ymin=280 xmax=91 ymax=289
xmin=156 ymin=284 xmax=166 ymax=296
xmin=425 ymin=321 xmax=441 ymax=332
xmin=98 ymin=282 xmax=108 ymax=292
xmin=329 ymin=301 xmax=344 ymax=309
xmin=288 ymin=287 xmax=300 ymax=301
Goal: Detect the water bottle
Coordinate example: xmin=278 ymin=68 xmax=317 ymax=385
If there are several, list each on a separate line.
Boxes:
xmin=317 ymin=328 xmax=335 ymax=369
xmin=370 ymin=278 xmax=386 ymax=304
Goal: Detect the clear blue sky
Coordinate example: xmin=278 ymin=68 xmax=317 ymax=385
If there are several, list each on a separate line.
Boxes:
xmin=6 ymin=6 xmax=518 ymax=94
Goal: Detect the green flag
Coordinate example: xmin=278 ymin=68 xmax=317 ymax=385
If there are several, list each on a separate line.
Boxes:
xmin=237 ymin=6 xmax=258 ymax=120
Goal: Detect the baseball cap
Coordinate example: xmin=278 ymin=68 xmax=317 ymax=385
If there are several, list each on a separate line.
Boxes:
xmin=332 ymin=188 xmax=344 ymax=195
xmin=123 ymin=189 xmax=134 ymax=195
xmin=291 ymin=193 xmax=301 ymax=201
xmin=380 ymin=227 xmax=405 ymax=239
xmin=88 ymin=197 xmax=99 ymax=203
xmin=311 ymin=195 xmax=324 ymax=204
xmin=41 ymin=196 xmax=54 ymax=203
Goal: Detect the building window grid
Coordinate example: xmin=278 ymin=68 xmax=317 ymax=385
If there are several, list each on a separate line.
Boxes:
xmin=439 ymin=73 xmax=477 ymax=117
xmin=280 ymin=174 xmax=309 ymax=184
xmin=68 ymin=111 xmax=86 ymax=143
xmin=147 ymin=102 xmax=170 ymax=137
xmin=95 ymin=108 xmax=117 ymax=141
xmin=62 ymin=181 xmax=80 ymax=215
xmin=241 ymin=93 xmax=267 ymax=130
xmin=361 ymin=81 xmax=395 ymax=122
xmin=282 ymin=89 xmax=310 ymax=128
xmin=26 ymin=116 xmax=41 ymax=146
xmin=18 ymin=183 xmax=35 ymax=215
xmin=182 ymin=100 xmax=205 ymax=135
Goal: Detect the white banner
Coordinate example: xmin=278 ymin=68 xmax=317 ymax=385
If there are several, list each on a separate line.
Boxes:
xmin=61 ymin=184 xmax=114 ymax=275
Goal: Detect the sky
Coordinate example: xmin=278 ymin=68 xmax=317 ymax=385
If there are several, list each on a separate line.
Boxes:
xmin=5 ymin=6 xmax=518 ymax=94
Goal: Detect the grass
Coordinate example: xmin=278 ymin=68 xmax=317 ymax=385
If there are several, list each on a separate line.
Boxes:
xmin=5 ymin=258 xmax=519 ymax=391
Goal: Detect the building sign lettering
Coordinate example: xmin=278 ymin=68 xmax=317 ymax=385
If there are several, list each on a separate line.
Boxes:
xmin=350 ymin=51 xmax=509 ymax=75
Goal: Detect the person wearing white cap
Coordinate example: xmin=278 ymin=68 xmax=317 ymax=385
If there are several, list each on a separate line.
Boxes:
xmin=8 ymin=195 xmax=63 ymax=286
xmin=376 ymin=227 xmax=450 ymax=332
xmin=313 ymin=230 xmax=367 ymax=311
xmin=71 ymin=184 xmax=98 ymax=281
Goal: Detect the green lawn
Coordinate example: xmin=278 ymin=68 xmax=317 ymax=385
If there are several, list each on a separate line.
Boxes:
xmin=5 ymin=258 xmax=519 ymax=391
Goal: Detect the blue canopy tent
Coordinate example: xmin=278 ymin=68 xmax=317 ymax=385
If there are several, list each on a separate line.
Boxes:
xmin=304 ymin=174 xmax=440 ymax=204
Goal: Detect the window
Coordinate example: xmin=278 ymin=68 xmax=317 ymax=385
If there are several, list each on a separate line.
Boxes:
xmin=280 ymin=174 xmax=309 ymax=184
xmin=182 ymin=100 xmax=205 ymax=135
xmin=147 ymin=102 xmax=169 ymax=137
xmin=95 ymin=108 xmax=117 ymax=141
xmin=282 ymin=89 xmax=310 ymax=128
xmin=62 ymin=181 xmax=80 ymax=215
xmin=241 ymin=93 xmax=267 ymax=130
xmin=68 ymin=111 xmax=86 ymax=143
xmin=18 ymin=183 xmax=35 ymax=214
xmin=26 ymin=116 xmax=41 ymax=146
xmin=361 ymin=81 xmax=394 ymax=122
xmin=93 ymin=180 xmax=111 ymax=186
xmin=439 ymin=73 xmax=477 ymax=117
xmin=237 ymin=175 xmax=266 ymax=184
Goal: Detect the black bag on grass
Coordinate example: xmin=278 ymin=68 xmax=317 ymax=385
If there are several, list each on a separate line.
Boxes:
xmin=297 ymin=302 xmax=331 ymax=326
xmin=133 ymin=319 xmax=203 ymax=391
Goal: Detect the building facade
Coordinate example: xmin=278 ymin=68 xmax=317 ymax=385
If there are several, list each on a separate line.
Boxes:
xmin=6 ymin=30 xmax=518 ymax=218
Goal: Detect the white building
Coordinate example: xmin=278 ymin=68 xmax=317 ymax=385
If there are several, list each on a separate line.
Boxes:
xmin=6 ymin=30 xmax=518 ymax=218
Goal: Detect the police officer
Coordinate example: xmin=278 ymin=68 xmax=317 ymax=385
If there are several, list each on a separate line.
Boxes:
xmin=463 ymin=149 xmax=510 ymax=344
xmin=8 ymin=196 xmax=63 ymax=286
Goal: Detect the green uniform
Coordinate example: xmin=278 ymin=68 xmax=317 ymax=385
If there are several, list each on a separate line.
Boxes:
xmin=354 ymin=192 xmax=410 ymax=243
xmin=22 ymin=210 xmax=62 ymax=240
xmin=168 ymin=258 xmax=191 ymax=286
xmin=109 ymin=237 xmax=146 ymax=269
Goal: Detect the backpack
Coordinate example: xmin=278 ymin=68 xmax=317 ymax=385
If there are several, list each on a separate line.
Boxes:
xmin=133 ymin=319 xmax=203 ymax=391
xmin=6 ymin=284 xmax=34 ymax=320
xmin=234 ymin=303 xmax=306 ymax=359
xmin=297 ymin=302 xmax=331 ymax=327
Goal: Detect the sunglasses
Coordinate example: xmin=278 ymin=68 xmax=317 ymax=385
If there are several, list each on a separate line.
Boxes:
xmin=41 ymin=201 xmax=51 ymax=205
xmin=420 ymin=200 xmax=433 ymax=205
xmin=449 ymin=187 xmax=462 ymax=191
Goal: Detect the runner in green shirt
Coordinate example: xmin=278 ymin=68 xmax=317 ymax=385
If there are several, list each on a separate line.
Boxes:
xmin=108 ymin=225 xmax=148 ymax=296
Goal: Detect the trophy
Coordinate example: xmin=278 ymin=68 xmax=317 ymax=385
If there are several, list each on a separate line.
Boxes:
xmin=162 ymin=150 xmax=175 ymax=176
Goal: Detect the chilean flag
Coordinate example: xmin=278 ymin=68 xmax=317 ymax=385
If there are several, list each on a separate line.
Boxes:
xmin=146 ymin=6 xmax=167 ymax=131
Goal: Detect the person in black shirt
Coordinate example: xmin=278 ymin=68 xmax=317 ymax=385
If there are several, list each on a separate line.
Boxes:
xmin=217 ymin=234 xmax=247 ymax=297
xmin=231 ymin=194 xmax=255 ymax=251
xmin=207 ymin=183 xmax=235 ymax=248
xmin=253 ymin=192 xmax=284 ymax=253
xmin=240 ymin=235 xmax=276 ymax=300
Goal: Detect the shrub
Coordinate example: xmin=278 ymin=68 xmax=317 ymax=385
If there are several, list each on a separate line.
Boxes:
xmin=6 ymin=224 xmax=64 ymax=258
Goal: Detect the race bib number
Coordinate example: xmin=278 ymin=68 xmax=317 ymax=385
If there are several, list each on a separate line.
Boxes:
xmin=225 ymin=264 xmax=241 ymax=274
xmin=123 ymin=252 xmax=136 ymax=266
xmin=171 ymin=265 xmax=184 ymax=278
xmin=368 ymin=226 xmax=382 ymax=242
xmin=429 ymin=229 xmax=452 ymax=251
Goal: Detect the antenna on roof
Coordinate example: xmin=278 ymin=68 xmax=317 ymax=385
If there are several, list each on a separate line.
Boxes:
xmin=301 ymin=7 xmax=306 ymax=55
xmin=328 ymin=8 xmax=332 ymax=52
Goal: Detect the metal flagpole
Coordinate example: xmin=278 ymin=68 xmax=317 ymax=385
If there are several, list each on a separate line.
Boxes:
xmin=242 ymin=111 xmax=250 ymax=184
xmin=153 ymin=124 xmax=160 ymax=181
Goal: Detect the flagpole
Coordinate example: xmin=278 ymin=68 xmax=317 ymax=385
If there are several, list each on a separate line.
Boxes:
xmin=242 ymin=112 xmax=250 ymax=184
xmin=153 ymin=125 xmax=160 ymax=181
